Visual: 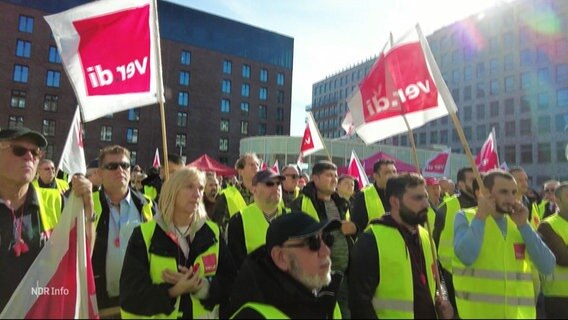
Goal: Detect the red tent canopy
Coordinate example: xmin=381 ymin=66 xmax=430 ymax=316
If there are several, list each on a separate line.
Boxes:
xmin=186 ymin=154 xmax=236 ymax=177
xmin=338 ymin=151 xmax=418 ymax=176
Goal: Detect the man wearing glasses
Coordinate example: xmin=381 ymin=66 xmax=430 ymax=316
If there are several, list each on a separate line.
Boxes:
xmin=91 ymin=145 xmax=156 ymax=310
xmin=229 ymin=211 xmax=342 ymax=319
xmin=32 ymin=159 xmax=69 ymax=194
xmin=281 ymin=165 xmax=300 ymax=208
xmin=0 ymin=127 xmax=93 ymax=313
xmin=540 ymin=180 xmax=560 ymax=220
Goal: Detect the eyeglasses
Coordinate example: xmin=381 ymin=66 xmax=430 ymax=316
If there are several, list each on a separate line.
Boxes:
xmin=285 ymin=174 xmax=299 ymax=179
xmin=264 ymin=180 xmax=282 ymax=187
xmin=0 ymin=144 xmax=44 ymax=159
xmin=544 ymin=189 xmax=555 ymax=193
xmin=102 ymin=162 xmax=131 ymax=170
xmin=282 ymin=233 xmax=334 ymax=252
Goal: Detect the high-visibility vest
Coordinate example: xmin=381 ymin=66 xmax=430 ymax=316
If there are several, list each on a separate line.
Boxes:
xmin=280 ymin=187 xmax=300 ymax=209
xmin=34 ymin=186 xmax=63 ymax=234
xmin=92 ymin=191 xmax=154 ymax=226
xmin=541 ymin=213 xmax=568 ymax=297
xmin=219 ymin=185 xmax=247 ymax=218
xmin=143 ymin=185 xmax=158 ymax=201
xmin=369 ymin=224 xmax=436 ymax=319
xmin=452 ymin=215 xmax=535 ymax=319
xmin=537 ymin=200 xmax=549 ymax=220
xmin=426 ymin=207 xmax=436 ymax=234
xmin=121 ymin=220 xmax=221 ymax=319
xmin=32 ymin=178 xmax=69 ymax=195
xmin=300 ymin=196 xmax=350 ymax=223
xmin=437 ymin=195 xmax=461 ymax=271
xmin=529 ymin=202 xmax=541 ymax=229
xmin=230 ymin=302 xmax=342 ymax=319
xmin=241 ymin=203 xmax=289 ymax=254
xmin=362 ymin=185 xmax=386 ymax=223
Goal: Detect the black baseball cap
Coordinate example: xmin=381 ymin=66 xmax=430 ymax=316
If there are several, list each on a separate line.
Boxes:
xmin=266 ymin=211 xmax=341 ymax=252
xmin=252 ymin=169 xmax=285 ymax=186
xmin=0 ymin=127 xmax=47 ymax=148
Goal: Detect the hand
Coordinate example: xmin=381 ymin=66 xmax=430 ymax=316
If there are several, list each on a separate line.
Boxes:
xmin=510 ymin=200 xmax=529 ymax=227
xmin=340 ymin=221 xmax=357 ymax=236
xmin=435 ymin=293 xmax=454 ymax=319
xmin=72 ymin=174 xmax=92 ymax=198
xmin=475 ymin=193 xmax=495 ymax=220
xmin=164 ymin=267 xmax=204 ymax=298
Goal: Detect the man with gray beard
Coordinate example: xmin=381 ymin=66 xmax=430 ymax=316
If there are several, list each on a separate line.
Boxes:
xmin=228 ymin=212 xmax=342 ymax=319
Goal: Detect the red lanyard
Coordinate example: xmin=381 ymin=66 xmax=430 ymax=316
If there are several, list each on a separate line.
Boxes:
xmin=10 ymin=207 xmax=29 ymax=257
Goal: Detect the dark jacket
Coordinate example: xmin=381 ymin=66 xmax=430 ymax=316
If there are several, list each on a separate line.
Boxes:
xmin=92 ymin=186 xmax=157 ymax=308
xmin=290 ymin=181 xmax=350 ymax=226
xmin=228 ymin=245 xmax=342 ymax=319
xmin=120 ymin=219 xmax=237 ymax=318
xmin=351 ymin=183 xmax=390 ymax=233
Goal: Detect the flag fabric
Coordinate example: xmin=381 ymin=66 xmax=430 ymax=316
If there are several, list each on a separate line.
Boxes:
xmin=347 ymin=24 xmax=456 ymax=145
xmin=44 ymin=0 xmax=164 ymax=122
xmin=423 ymin=148 xmax=451 ymax=178
xmin=57 ymin=107 xmax=87 ymax=182
xmin=0 ymin=195 xmax=99 ymax=319
xmin=271 ymin=160 xmax=280 ymax=174
xmin=475 ymin=129 xmax=500 ymax=173
xmin=499 ymin=161 xmax=509 ymax=171
xmin=347 ymin=150 xmax=370 ymax=189
xmin=261 ymin=162 xmax=268 ymax=171
xmin=300 ymin=112 xmax=325 ymax=157
xmin=153 ymin=148 xmax=161 ymax=168
xmin=341 ymin=111 xmax=355 ymax=138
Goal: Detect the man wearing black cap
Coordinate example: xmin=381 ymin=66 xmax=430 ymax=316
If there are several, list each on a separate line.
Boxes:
xmin=229 ymin=212 xmax=342 ymax=319
xmin=0 ymin=127 xmax=93 ymax=313
xmin=228 ymin=169 xmax=290 ymax=269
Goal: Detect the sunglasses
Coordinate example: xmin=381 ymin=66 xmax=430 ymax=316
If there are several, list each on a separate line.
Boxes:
xmin=264 ymin=180 xmax=282 ymax=187
xmin=285 ymin=174 xmax=299 ymax=179
xmin=0 ymin=144 xmax=44 ymax=159
xmin=283 ymin=233 xmax=334 ymax=252
xmin=102 ymin=162 xmax=131 ymax=170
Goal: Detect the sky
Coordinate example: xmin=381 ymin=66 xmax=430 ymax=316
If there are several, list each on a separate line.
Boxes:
xmin=170 ymin=0 xmax=510 ymax=136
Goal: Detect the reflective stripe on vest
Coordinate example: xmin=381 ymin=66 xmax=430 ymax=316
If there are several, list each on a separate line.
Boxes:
xmin=34 ymin=186 xmax=62 ymax=234
xmin=362 ymin=186 xmax=385 ymax=223
xmin=220 ymin=186 xmax=247 ymax=218
xmin=121 ymin=220 xmax=220 ymax=319
xmin=92 ymin=191 xmax=154 ymax=227
xmin=437 ymin=196 xmax=460 ymax=271
xmin=231 ymin=301 xmax=342 ymax=319
xmin=542 ymin=214 xmax=568 ymax=297
xmin=301 ymin=197 xmax=320 ymax=222
xmin=370 ymin=224 xmax=436 ymax=319
xmin=452 ymin=215 xmax=535 ymax=319
xmin=241 ymin=203 xmax=289 ymax=254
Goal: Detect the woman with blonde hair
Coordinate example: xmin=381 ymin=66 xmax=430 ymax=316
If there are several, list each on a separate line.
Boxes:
xmin=120 ymin=167 xmax=236 ymax=319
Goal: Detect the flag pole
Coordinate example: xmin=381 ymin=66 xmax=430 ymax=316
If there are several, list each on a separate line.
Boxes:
xmin=308 ymin=112 xmax=332 ymax=161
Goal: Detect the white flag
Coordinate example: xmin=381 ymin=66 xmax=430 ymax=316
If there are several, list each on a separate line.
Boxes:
xmin=422 ymin=148 xmax=451 ymax=178
xmin=300 ymin=112 xmax=325 ymax=157
xmin=58 ymin=107 xmax=86 ymax=181
xmin=347 ymin=150 xmax=370 ymax=188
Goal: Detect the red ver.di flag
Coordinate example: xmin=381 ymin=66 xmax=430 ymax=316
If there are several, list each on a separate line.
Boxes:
xmin=300 ymin=112 xmax=325 ymax=157
xmin=45 ymin=0 xmax=164 ymax=122
xmin=423 ymin=148 xmax=451 ymax=178
xmin=347 ymin=25 xmax=456 ymax=145
xmin=475 ymin=129 xmax=500 ymax=173
xmin=348 ymin=150 xmax=370 ymax=188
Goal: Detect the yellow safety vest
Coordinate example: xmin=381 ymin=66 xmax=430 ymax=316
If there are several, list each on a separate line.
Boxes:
xmin=241 ymin=203 xmax=289 ymax=254
xmin=362 ymin=185 xmax=386 ymax=223
xmin=92 ymin=191 xmax=154 ymax=226
xmin=529 ymin=202 xmax=541 ymax=229
xmin=32 ymin=178 xmax=69 ymax=195
xmin=426 ymin=206 xmax=436 ymax=234
xmin=143 ymin=185 xmax=158 ymax=201
xmin=121 ymin=220 xmax=220 ymax=319
xmin=220 ymin=186 xmax=247 ymax=218
xmin=231 ymin=301 xmax=342 ymax=319
xmin=369 ymin=224 xmax=436 ymax=319
xmin=437 ymin=195 xmax=461 ymax=271
xmin=537 ymin=200 xmax=549 ymax=220
xmin=452 ymin=215 xmax=535 ymax=319
xmin=300 ymin=196 xmax=350 ymax=223
xmin=33 ymin=186 xmax=63 ymax=233
xmin=541 ymin=213 xmax=568 ymax=297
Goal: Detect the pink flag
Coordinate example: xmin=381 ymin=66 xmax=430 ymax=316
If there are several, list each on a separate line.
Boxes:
xmin=57 ymin=107 xmax=87 ymax=181
xmin=300 ymin=112 xmax=324 ymax=157
xmin=153 ymin=148 xmax=161 ymax=168
xmin=475 ymin=129 xmax=500 ymax=173
xmin=44 ymin=0 xmax=164 ymax=122
xmin=347 ymin=25 xmax=456 ymax=145
xmin=0 ymin=196 xmax=99 ymax=319
xmin=271 ymin=160 xmax=280 ymax=174
xmin=423 ymin=148 xmax=451 ymax=178
xmin=261 ymin=162 xmax=268 ymax=170
xmin=347 ymin=150 xmax=370 ymax=188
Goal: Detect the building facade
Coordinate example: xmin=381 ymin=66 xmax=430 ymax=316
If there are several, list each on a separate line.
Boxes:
xmin=0 ymin=0 xmax=293 ymax=167
xmin=311 ymin=0 xmax=568 ymax=187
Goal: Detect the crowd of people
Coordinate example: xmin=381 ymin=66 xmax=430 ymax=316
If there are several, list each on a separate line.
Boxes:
xmin=0 ymin=126 xmax=567 ymax=319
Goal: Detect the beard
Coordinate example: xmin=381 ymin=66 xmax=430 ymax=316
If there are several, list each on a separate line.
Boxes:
xmin=289 ymin=255 xmax=331 ymax=291
xmin=399 ymin=203 xmax=428 ymax=226
xmin=496 ymin=203 xmax=513 ymax=215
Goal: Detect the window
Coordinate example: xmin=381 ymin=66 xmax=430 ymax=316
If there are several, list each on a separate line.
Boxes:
xmin=241 ymin=84 xmax=250 ymax=97
xmin=463 ymin=86 xmax=472 ymax=101
xmin=179 ymin=71 xmax=190 ymax=86
xmin=221 ymin=99 xmax=230 ymax=113
xmin=176 ymin=134 xmax=187 ymax=148
xmin=452 ymin=70 xmax=460 ymax=84
xmin=258 ymin=123 xmax=267 ymax=135
xmin=557 ymin=142 xmax=568 ymax=162
xmin=555 ymin=113 xmax=568 ymax=132
xmin=259 ymin=87 xmax=268 ymax=100
xmin=557 ymin=88 xmax=568 ymax=107
xmin=240 ymin=121 xmax=248 ymax=135
xmin=537 ymin=45 xmax=549 ymax=63
xmin=452 ymin=49 xmax=460 ymax=64
xmin=505 ymin=98 xmax=515 ymax=115
xmin=242 ymin=64 xmax=251 ymax=78
xmin=520 ymin=96 xmax=532 ymax=113
xmin=126 ymin=128 xmax=138 ymax=144
xmin=260 ymin=69 xmax=268 ymax=82
xmin=504 ymin=76 xmax=514 ymax=92
xmin=504 ymin=54 xmax=514 ymax=71
xmin=476 ymin=83 xmax=485 ymax=98
xmin=13 ymin=64 xmax=29 ymax=83
xmin=178 ymin=91 xmax=189 ymax=107
xmin=538 ymin=67 xmax=549 ymax=86
xmin=18 ymin=15 xmax=33 ymax=33
xmin=505 ymin=145 xmax=516 ymax=164
xmin=430 ymin=131 xmax=438 ymax=144
xmin=44 ymin=144 xmax=54 ymax=161
xmin=100 ymin=126 xmax=112 ymax=141
xmin=276 ymin=125 xmax=284 ymax=135
xmin=177 ymin=112 xmax=187 ymax=127
xmin=223 ymin=60 xmax=232 ymax=74
xmin=505 ymin=121 xmax=516 ymax=136
xmin=538 ymin=116 xmax=550 ymax=134
xmin=277 ymin=73 xmax=285 ymax=86
xmin=240 ymin=102 xmax=249 ymax=115
xmin=258 ymin=105 xmax=267 ymax=120
xmin=476 ymin=62 xmax=485 ymax=78
xmin=520 ymin=49 xmax=531 ymax=66
xmin=128 ymin=109 xmax=140 ymax=121
xmin=42 ymin=120 xmax=56 ymax=137
xmin=477 ymin=124 xmax=486 ymax=141
xmin=8 ymin=115 xmax=24 ymax=128
xmin=464 ymin=127 xmax=472 ymax=141
xmin=520 ymin=119 xmax=531 ymax=135
xmin=48 ymin=46 xmax=61 ymax=63
xmin=451 ymin=88 xmax=460 ymax=102
xmin=490 ymin=59 xmax=499 ymax=75
xmin=556 ymin=38 xmax=568 ymax=57
xmin=10 ymin=90 xmax=26 ymax=109
xmin=276 ymin=107 xmax=284 ymax=121
xmin=557 ymin=64 xmax=568 ymax=83
xmin=503 ymin=31 xmax=514 ymax=48
xmin=520 ymin=144 xmax=533 ymax=164
xmin=130 ymin=151 xmax=137 ymax=165
xmin=538 ymin=92 xmax=549 ymax=109
xmin=520 ymin=72 xmax=532 ymax=89
xmin=489 ymin=101 xmax=499 ymax=117
xmin=42 ymin=94 xmax=58 ymax=112
xmin=15 ymin=40 xmax=31 ymax=58
xmin=181 ymin=50 xmax=191 ymax=65
xmin=220 ymin=119 xmax=230 ymax=132
xmin=419 ymin=132 xmax=426 ymax=144
xmin=477 ymin=104 xmax=485 ymax=120
xmin=46 ymin=70 xmax=61 ymax=87
xmin=462 ymin=105 xmax=472 ymax=121
xmin=222 ymin=80 xmax=231 ymax=94
xmin=219 ymin=138 xmax=228 ymax=152
xmin=490 ymin=80 xmax=499 ymax=95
